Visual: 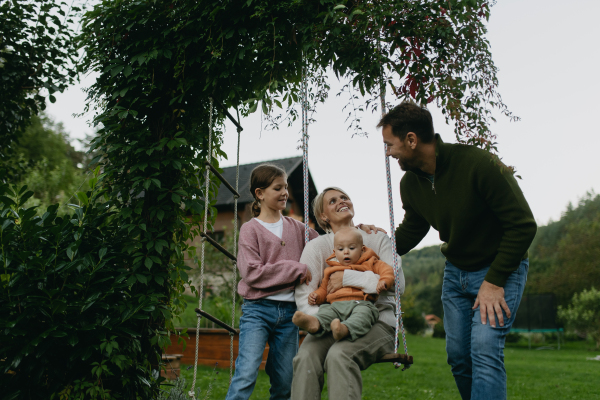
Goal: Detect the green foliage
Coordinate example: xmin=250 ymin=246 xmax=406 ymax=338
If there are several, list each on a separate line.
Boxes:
xmin=402 ymin=245 xmax=446 ymax=319
xmin=432 ymin=321 xmax=446 ymax=339
xmin=158 ymin=377 xmax=202 ymax=400
xmin=7 ymin=114 xmax=88 ymax=215
xmin=0 ymin=0 xmax=79 ymax=179
xmin=527 ymin=192 xmax=600 ymax=305
xmin=174 ymin=294 xmax=241 ymax=329
xmin=558 ymin=287 xmax=600 ymax=349
xmin=0 ymin=173 xmax=175 ymax=399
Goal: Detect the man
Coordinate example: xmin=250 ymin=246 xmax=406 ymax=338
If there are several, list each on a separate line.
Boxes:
xmin=379 ymin=101 xmax=536 ymax=400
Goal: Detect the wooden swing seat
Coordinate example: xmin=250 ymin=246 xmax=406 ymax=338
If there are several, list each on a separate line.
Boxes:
xmin=375 ymin=353 xmax=414 ymax=365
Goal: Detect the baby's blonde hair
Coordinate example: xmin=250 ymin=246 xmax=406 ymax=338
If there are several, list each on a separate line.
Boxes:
xmin=333 ymin=227 xmax=363 ymax=246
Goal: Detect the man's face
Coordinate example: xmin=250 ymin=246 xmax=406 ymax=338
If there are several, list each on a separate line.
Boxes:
xmin=382 ymin=125 xmax=415 ymax=171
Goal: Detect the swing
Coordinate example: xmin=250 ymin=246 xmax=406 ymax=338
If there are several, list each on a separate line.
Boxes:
xmin=187 ymin=65 xmax=412 ymax=398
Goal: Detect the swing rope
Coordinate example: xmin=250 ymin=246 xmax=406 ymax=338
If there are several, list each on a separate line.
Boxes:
xmin=301 ymin=63 xmax=310 ymax=244
xmin=189 ymin=98 xmax=242 ymax=398
xmin=380 ymin=77 xmax=410 ymax=370
xmin=189 ymin=97 xmax=215 ymax=398
xmin=229 ymin=122 xmax=242 ymax=383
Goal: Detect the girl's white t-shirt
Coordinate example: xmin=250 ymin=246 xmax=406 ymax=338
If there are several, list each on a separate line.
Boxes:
xmin=254 ymin=217 xmax=295 ymax=302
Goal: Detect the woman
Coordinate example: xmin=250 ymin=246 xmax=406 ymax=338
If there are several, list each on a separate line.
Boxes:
xmin=291 ymin=187 xmax=405 ymax=400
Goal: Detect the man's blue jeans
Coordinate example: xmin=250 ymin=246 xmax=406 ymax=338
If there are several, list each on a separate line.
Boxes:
xmin=442 ymin=259 xmax=528 ymax=400
xmin=226 ymin=299 xmax=298 ymax=400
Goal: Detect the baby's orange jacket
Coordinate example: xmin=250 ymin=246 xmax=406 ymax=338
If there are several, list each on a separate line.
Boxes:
xmin=312 ymin=247 xmax=395 ymax=305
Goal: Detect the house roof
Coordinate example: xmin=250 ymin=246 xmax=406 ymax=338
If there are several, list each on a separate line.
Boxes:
xmin=214 ymin=156 xmax=317 ymax=208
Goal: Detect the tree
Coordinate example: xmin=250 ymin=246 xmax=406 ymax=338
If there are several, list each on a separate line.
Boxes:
xmin=527 ymin=192 xmax=600 ymax=305
xmin=8 ymin=114 xmax=87 ymax=215
xmin=558 ymin=287 xmax=600 ymax=349
xmin=0 ymin=0 xmax=79 ymax=180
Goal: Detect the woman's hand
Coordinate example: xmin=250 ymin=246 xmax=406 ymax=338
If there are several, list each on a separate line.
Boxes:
xmin=299 ymin=269 xmax=312 ymax=286
xmin=327 ymin=271 xmax=344 ymax=294
xmin=357 ymin=224 xmax=387 ymax=234
xmin=308 ymin=292 xmax=318 ymax=305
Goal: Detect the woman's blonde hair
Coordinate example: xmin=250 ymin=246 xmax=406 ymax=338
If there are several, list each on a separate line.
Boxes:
xmin=312 ymin=187 xmax=351 ymax=232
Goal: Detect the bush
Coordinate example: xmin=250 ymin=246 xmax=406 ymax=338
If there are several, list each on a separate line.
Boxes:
xmin=505 ymin=332 xmax=521 ymax=343
xmin=403 ymin=313 xmax=427 ymax=335
xmin=432 ymin=321 xmax=446 ymax=339
xmin=558 ymin=287 xmax=600 ymax=349
xmin=0 ymin=180 xmax=173 ymax=399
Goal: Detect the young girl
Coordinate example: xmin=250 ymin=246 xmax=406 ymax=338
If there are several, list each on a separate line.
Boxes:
xmin=226 ymin=163 xmax=319 ymax=400
xmin=226 ymin=164 xmax=380 ymax=400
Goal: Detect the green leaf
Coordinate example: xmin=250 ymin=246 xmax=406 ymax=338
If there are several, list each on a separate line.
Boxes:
xmin=124 ymin=65 xmax=132 ymax=77
xmin=144 ymin=257 xmax=153 ymax=269
xmin=136 ymin=273 xmax=147 ymax=283
xmin=99 ymin=248 xmax=108 ymax=260
xmin=180 ymin=270 xmax=188 ymax=282
xmin=76 ymin=191 xmax=89 ymax=205
xmin=111 ymin=65 xmax=124 ymax=77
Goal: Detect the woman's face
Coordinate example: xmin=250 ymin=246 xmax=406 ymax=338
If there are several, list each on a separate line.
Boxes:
xmin=321 ymin=190 xmax=354 ymax=230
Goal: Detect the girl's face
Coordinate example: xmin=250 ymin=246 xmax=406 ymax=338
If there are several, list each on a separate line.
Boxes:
xmin=321 ymin=190 xmax=354 ymax=229
xmin=256 ymin=175 xmax=289 ymax=212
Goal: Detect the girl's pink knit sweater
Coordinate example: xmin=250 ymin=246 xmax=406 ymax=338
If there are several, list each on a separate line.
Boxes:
xmin=237 ymin=216 xmax=319 ymax=300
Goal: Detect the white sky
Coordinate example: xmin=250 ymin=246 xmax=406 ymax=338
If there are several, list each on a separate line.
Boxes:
xmin=47 ymin=0 xmax=600 ymax=249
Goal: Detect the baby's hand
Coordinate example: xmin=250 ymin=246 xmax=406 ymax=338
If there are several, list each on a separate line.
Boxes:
xmin=308 ymin=292 xmax=318 ymax=305
xmin=376 ymin=281 xmax=387 ymax=294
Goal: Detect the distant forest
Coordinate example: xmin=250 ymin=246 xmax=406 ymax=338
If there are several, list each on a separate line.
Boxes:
xmin=402 ymin=192 xmax=600 ymax=319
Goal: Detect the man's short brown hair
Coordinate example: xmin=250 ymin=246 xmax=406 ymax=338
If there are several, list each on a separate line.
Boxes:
xmin=377 ymin=101 xmax=435 ymax=143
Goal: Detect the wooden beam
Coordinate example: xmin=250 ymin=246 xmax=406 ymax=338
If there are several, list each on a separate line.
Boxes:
xmin=195 ymin=309 xmax=237 ymax=335
xmin=205 ymin=161 xmax=240 ymax=199
xmin=200 ymin=232 xmax=236 ymax=261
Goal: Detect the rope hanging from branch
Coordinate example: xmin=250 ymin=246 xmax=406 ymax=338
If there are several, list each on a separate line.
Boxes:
xmin=189 ymin=97 xmax=215 ymax=398
xmin=301 ymin=63 xmax=310 ymax=244
xmin=380 ymin=73 xmax=410 ymax=371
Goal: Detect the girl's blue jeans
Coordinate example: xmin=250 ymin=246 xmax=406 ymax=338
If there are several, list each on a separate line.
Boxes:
xmin=442 ymin=259 xmax=528 ymax=400
xmin=225 ymin=299 xmax=298 ymax=400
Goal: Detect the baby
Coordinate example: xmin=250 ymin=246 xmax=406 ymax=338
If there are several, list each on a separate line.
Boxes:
xmin=292 ymin=227 xmax=395 ymax=341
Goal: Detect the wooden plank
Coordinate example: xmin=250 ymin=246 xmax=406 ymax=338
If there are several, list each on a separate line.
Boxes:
xmin=195 ymin=309 xmax=237 ymax=334
xmin=213 ymin=100 xmax=244 ymax=132
xmin=199 ymin=233 xmax=237 ymax=262
xmin=373 ymin=353 xmax=414 ymax=365
xmin=205 ymin=161 xmax=240 ymax=199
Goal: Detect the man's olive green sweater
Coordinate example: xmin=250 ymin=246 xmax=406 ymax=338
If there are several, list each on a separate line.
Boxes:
xmin=395 ymin=134 xmax=537 ymax=287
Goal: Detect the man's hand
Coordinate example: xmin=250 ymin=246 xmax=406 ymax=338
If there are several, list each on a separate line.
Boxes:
xmin=473 ymin=280 xmax=511 ymax=327
xmin=358 ymin=224 xmax=387 ymax=234
xmin=327 ymin=271 xmax=344 ymax=294
xmin=376 ymin=281 xmax=387 ymax=294
xmin=299 ymin=269 xmax=312 ymax=286
xmin=308 ymin=292 xmax=318 ymax=305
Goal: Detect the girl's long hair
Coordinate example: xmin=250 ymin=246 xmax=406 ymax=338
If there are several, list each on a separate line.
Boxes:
xmin=250 ymin=164 xmax=287 ymax=217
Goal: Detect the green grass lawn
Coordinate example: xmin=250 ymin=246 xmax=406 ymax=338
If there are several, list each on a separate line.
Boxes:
xmin=172 ymin=335 xmax=600 ymax=399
